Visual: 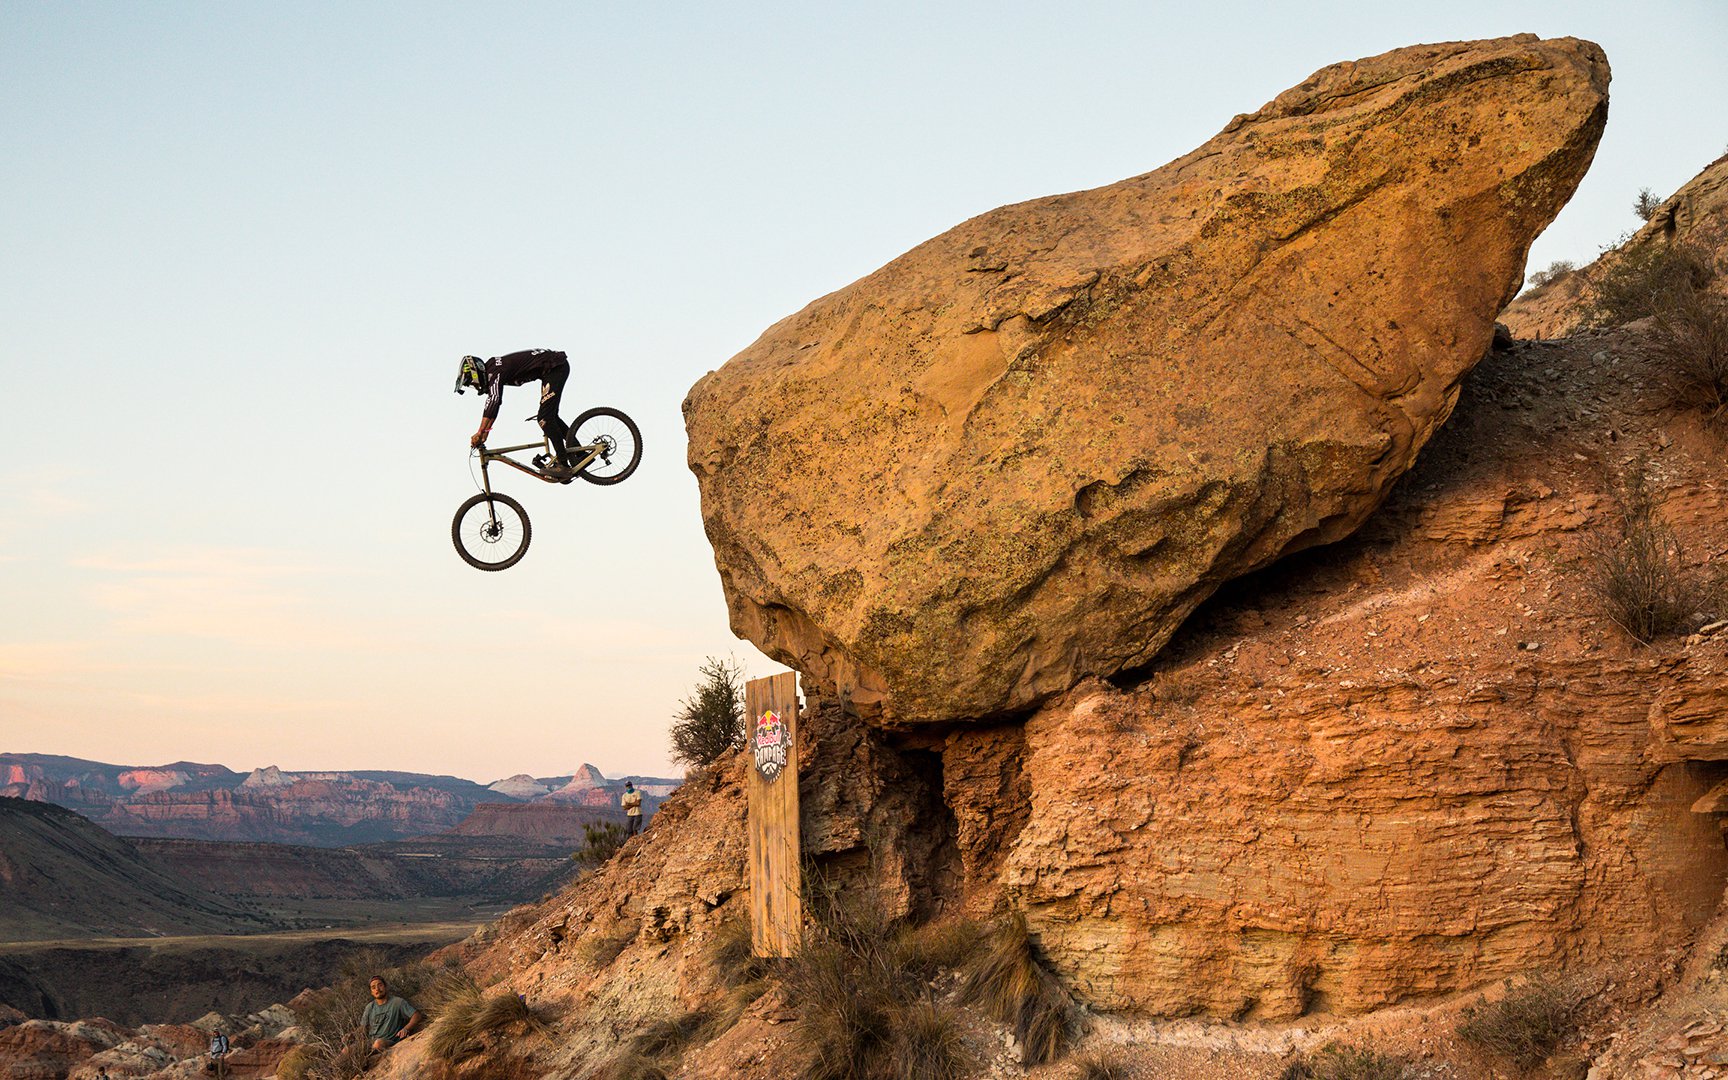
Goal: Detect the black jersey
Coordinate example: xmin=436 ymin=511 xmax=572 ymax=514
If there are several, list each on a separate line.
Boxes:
xmin=482 ymin=349 xmax=568 ymax=421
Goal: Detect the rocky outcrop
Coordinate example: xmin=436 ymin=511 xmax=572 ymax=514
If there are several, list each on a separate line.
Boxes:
xmin=687 ymin=34 xmax=1610 ymax=726
xmin=1502 ymin=151 xmax=1728 ymax=339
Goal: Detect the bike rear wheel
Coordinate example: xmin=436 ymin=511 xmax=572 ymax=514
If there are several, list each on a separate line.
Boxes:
xmin=567 ymin=407 xmax=642 ymax=486
xmin=452 ymin=493 xmax=531 ymax=571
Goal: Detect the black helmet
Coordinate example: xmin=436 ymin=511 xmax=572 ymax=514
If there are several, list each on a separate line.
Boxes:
xmin=454 ymin=355 xmax=485 ymax=395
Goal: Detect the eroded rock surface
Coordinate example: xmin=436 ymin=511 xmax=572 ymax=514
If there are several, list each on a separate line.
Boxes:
xmin=687 ymin=34 xmax=1609 ymax=724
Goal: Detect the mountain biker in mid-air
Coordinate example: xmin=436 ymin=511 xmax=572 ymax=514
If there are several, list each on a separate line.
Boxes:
xmin=455 ymin=349 xmax=574 ymax=474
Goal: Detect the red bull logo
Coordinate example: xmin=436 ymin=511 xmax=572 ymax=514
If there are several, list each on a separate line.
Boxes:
xmin=753 ymin=709 xmax=788 ymax=781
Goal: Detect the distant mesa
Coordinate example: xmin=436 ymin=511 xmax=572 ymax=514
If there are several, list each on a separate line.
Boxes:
xmin=0 ymin=753 xmax=679 ymax=848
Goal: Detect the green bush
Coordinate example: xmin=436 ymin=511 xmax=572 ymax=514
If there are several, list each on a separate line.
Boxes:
xmin=1457 ymin=978 xmax=1584 ymax=1071
xmin=576 ymin=820 xmax=626 ymax=866
xmin=670 ymin=655 xmax=747 ymax=767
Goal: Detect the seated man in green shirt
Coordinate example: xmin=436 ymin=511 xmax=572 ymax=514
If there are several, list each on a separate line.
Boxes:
xmin=361 ymin=976 xmax=423 ymax=1052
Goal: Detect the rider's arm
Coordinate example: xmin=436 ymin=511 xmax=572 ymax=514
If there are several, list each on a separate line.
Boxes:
xmin=472 ymin=371 xmax=503 ymax=446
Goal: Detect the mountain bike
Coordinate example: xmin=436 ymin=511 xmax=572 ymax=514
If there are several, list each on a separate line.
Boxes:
xmin=452 ymin=406 xmax=642 ymax=571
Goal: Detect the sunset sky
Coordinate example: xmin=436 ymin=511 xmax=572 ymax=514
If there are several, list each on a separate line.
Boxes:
xmin=3 ymin=1 xmax=1725 ymax=781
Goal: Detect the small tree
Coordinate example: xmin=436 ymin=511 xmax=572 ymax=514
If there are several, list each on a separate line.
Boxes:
xmin=1633 ymin=187 xmax=1663 ymax=221
xmin=670 ymin=656 xmax=746 ymax=767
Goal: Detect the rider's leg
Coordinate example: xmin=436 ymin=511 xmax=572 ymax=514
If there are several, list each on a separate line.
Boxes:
xmin=536 ymin=361 xmax=571 ymax=467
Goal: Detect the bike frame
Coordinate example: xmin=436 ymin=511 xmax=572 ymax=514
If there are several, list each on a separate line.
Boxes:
xmin=474 ymin=436 xmax=607 ymax=495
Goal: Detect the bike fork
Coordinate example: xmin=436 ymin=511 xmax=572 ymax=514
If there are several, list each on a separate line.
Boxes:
xmin=478 ymin=456 xmax=502 ymax=528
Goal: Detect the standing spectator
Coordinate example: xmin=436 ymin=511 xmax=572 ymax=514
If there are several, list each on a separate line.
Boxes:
xmin=207 ymin=1029 xmax=229 ymax=1076
xmin=360 ymin=976 xmax=423 ymax=1052
xmin=621 ymin=781 xmax=643 ymax=837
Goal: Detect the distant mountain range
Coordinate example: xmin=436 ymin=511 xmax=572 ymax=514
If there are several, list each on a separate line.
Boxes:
xmin=0 ymin=753 xmax=677 ymax=847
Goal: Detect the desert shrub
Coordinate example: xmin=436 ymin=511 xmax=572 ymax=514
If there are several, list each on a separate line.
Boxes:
xmin=1457 ymin=978 xmax=1585 ymax=1071
xmin=576 ymin=820 xmax=626 ymax=866
xmin=1634 ymin=187 xmax=1664 ymax=221
xmin=1587 ymin=241 xmax=1716 ymax=327
xmin=780 ymin=872 xmax=969 ymax=1080
xmin=283 ymin=955 xmax=446 ymax=1079
xmin=958 ymin=911 xmax=1078 ymax=1066
xmin=1281 ymin=1043 xmax=1407 ymax=1080
xmin=1649 ymin=287 xmax=1728 ymax=424
xmin=1526 ymin=259 xmax=1576 ymax=290
xmin=670 ymin=655 xmax=747 ymax=767
xmin=1073 ymin=1049 xmax=1131 ymax=1079
xmin=1584 ymin=465 xmax=1721 ymax=642
xmin=276 ymin=1047 xmax=316 ymax=1080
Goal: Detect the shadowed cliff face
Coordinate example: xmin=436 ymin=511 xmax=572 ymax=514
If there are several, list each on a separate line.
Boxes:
xmin=687 ymin=34 xmax=1610 ymax=727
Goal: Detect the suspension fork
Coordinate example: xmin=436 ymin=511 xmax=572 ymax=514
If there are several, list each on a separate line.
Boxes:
xmin=477 ymin=452 xmax=502 ymax=528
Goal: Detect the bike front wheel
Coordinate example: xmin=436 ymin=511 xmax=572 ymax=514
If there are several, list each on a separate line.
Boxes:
xmin=452 ymin=493 xmax=532 ymax=571
xmin=567 ymin=407 xmax=642 ymax=486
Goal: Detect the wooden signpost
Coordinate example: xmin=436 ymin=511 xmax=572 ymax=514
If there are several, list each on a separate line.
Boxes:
xmin=745 ymin=671 xmax=802 ymax=957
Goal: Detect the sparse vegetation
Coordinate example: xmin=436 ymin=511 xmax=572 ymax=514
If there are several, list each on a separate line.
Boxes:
xmin=779 ymin=870 xmax=971 ymax=1080
xmin=277 ymin=953 xmax=449 ymax=1079
xmin=670 ymin=655 xmax=748 ymax=767
xmin=1633 ymin=187 xmax=1663 ymax=221
xmin=958 ymin=910 xmax=1079 ymax=1066
xmin=1586 ymin=241 xmax=1716 ymax=328
xmin=576 ymin=820 xmax=626 ymax=866
xmin=426 ymin=984 xmax=549 ymax=1064
xmin=1280 ymin=1043 xmax=1407 ymax=1080
xmin=1649 ymin=286 xmax=1728 ymax=425
xmin=1584 ymin=464 xmax=1722 ymax=643
xmin=1456 ymin=978 xmax=1586 ymax=1072
xmin=1073 ymin=1049 xmax=1132 ymax=1079
xmin=1525 ymin=259 xmax=1575 ymax=290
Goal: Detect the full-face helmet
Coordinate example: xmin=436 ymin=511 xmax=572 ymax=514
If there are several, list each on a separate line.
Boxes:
xmin=454 ymin=355 xmax=485 ymax=395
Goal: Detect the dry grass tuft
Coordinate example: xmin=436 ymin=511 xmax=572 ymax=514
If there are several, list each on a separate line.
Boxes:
xmin=958 ymin=911 xmax=1078 ymax=1066
xmin=426 ymin=986 xmax=549 ymax=1064
xmin=1280 ymin=1043 xmax=1407 ymax=1080
xmin=1650 ymin=287 xmax=1728 ymax=425
xmin=1457 ymin=978 xmax=1585 ymax=1072
xmin=779 ymin=871 xmax=970 ymax=1080
xmin=1584 ymin=464 xmax=1722 ymax=643
xmin=1072 ymin=1048 xmax=1132 ymax=1079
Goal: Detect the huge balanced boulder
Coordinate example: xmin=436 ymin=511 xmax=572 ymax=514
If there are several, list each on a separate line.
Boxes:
xmin=685 ymin=35 xmax=1609 ymax=724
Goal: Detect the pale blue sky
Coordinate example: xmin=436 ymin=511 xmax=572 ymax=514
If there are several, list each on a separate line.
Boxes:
xmin=2 ymin=1 xmax=1723 ymax=781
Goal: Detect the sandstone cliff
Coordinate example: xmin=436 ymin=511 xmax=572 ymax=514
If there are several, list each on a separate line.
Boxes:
xmin=687 ymin=33 xmax=1609 ymax=727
